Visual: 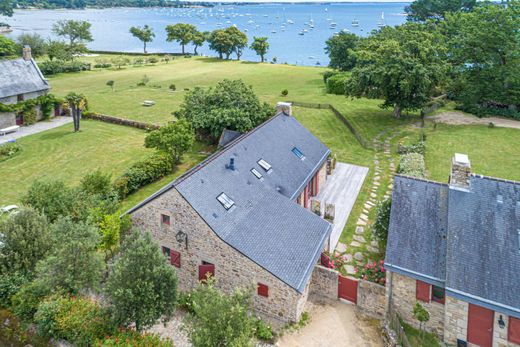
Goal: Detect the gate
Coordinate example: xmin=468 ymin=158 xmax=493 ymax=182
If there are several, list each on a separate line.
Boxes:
xmin=338 ymin=275 xmax=358 ymax=303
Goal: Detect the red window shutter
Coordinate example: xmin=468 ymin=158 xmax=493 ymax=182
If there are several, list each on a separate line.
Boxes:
xmin=416 ymin=280 xmax=430 ymax=302
xmin=170 ymin=250 xmax=181 ymax=268
xmin=315 ymin=172 xmax=320 ymax=195
xmin=257 ymin=283 xmax=269 ymax=297
xmin=198 ymin=264 xmax=215 ymax=282
xmin=509 ymin=317 xmax=520 ymax=344
xmin=304 ymin=186 xmax=309 ymax=208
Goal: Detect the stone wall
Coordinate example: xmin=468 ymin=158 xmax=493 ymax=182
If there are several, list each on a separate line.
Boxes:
xmin=358 ymin=279 xmax=386 ymax=319
xmin=130 ymin=188 xmax=307 ymax=325
xmin=493 ymin=312 xmax=520 ymax=347
xmin=388 ymin=272 xmax=445 ymax=337
xmin=309 ymin=265 xmax=338 ymax=301
xmin=0 ymin=113 xmax=16 ymax=128
xmin=84 ymin=112 xmax=160 ymax=130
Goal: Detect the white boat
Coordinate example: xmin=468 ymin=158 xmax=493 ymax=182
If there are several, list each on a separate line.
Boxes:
xmin=271 ymin=29 xmax=277 ymax=33
xmin=287 ymin=19 xmax=294 ymax=24
xmin=352 ymin=19 xmax=359 ymax=27
xmin=378 ymin=12 xmax=386 ymax=27
xmin=298 ymin=30 xmax=304 ymax=35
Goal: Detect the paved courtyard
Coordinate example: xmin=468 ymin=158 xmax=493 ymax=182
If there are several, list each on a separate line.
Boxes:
xmin=0 ymin=116 xmax=72 ymax=144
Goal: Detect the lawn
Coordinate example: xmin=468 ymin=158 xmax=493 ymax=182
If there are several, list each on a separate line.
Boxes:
xmin=402 ymin=321 xmax=442 ymax=347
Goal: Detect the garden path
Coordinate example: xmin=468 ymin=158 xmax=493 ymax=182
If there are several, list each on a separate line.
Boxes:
xmin=0 ymin=116 xmax=72 ymax=145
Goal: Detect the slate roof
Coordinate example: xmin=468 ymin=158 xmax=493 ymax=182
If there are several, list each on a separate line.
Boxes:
xmin=0 ymin=58 xmax=50 ymax=99
xmin=128 ymin=113 xmax=332 ymax=293
xmin=218 ymin=129 xmax=242 ymax=148
xmin=386 ymin=174 xmax=520 ymax=318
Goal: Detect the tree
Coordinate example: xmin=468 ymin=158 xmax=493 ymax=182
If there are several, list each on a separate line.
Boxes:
xmin=52 ymin=20 xmax=93 ymax=56
xmin=165 ymin=23 xmax=197 ymax=54
xmin=46 ymin=39 xmax=72 ymax=61
xmin=176 ymin=79 xmax=273 ymax=139
xmin=106 ymin=80 xmax=115 ymax=91
xmin=0 ymin=35 xmax=17 ymax=57
xmin=191 ymin=30 xmax=206 ymax=55
xmin=372 ymin=198 xmax=392 ymax=243
xmin=65 ymin=92 xmax=88 ymax=132
xmin=144 ymin=119 xmax=195 ymax=167
xmin=129 ymin=25 xmax=155 ymax=54
xmin=98 ymin=212 xmax=122 ymax=259
xmin=346 ymin=23 xmax=448 ymax=118
xmin=325 ymin=32 xmax=359 ymax=71
xmin=0 ymin=207 xmax=51 ymax=274
xmin=250 ymin=36 xmax=269 ymax=63
xmin=405 ymin=0 xmax=477 ymax=22
xmin=105 ymin=231 xmax=178 ymax=332
xmin=0 ymin=0 xmax=12 ymax=17
xmin=80 ymin=169 xmax=113 ymax=197
xmin=207 ymin=29 xmax=233 ymax=59
xmin=35 ymin=217 xmax=104 ymax=294
xmin=413 ymin=302 xmax=430 ymax=338
xmin=185 ymin=278 xmax=256 ymax=347
xmin=16 ymin=33 xmax=47 ymax=57
xmin=22 ymin=180 xmax=75 ymax=223
xmin=226 ymin=26 xmax=247 ymax=60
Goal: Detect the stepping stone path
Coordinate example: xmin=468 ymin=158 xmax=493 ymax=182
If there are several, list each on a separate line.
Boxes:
xmin=336 ymin=242 xmax=347 ymax=253
xmin=353 ymin=235 xmax=366 ymax=243
xmin=344 ymin=264 xmax=356 ymax=275
xmin=350 ymin=241 xmax=362 ymax=248
xmin=355 ymin=226 xmax=365 ymax=234
xmin=354 ymin=252 xmax=364 ymax=261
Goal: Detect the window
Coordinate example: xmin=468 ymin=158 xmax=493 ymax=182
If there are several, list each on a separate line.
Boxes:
xmin=431 ymin=285 xmax=445 ymax=304
xmin=257 ymin=283 xmax=269 ymax=297
xmin=161 ymin=214 xmax=170 ymax=226
xmin=292 ymin=147 xmax=305 ymax=160
xmin=217 ymin=193 xmax=234 ymax=210
xmin=198 ymin=262 xmax=215 ymax=281
xmin=170 ymin=250 xmax=181 ymax=268
xmin=509 ymin=317 xmax=520 ymax=344
xmin=251 ymin=168 xmax=263 ymax=179
xmin=416 ymin=280 xmax=430 ymax=303
xmin=162 ymin=246 xmax=171 ymax=259
xmin=17 ymin=94 xmax=24 ymax=102
xmin=257 ymin=159 xmax=272 ymax=172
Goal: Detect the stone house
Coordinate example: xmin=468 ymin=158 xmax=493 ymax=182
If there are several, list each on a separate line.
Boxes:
xmin=0 ymin=46 xmax=51 ymax=128
xmin=385 ymin=154 xmax=520 ymax=347
xmin=126 ymin=104 xmax=337 ymax=324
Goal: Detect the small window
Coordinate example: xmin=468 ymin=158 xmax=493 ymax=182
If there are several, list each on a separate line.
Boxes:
xmin=161 ymin=214 xmax=170 ymax=226
xmin=251 ymin=168 xmax=263 ymax=179
xmin=257 ymin=159 xmax=272 ymax=172
xmin=162 ymin=246 xmax=171 ymax=259
xmin=431 ymin=285 xmax=445 ymax=304
xmin=292 ymin=147 xmax=305 ymax=160
xmin=217 ymin=193 xmax=234 ymax=210
xmin=257 ymin=283 xmax=269 ymax=297
xmin=17 ymin=94 xmax=24 ymax=102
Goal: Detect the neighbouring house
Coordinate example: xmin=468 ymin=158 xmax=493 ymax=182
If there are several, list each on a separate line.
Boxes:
xmin=126 ymin=102 xmax=368 ymax=324
xmin=385 ymin=153 xmax=520 ymax=347
xmin=0 ymin=46 xmax=51 ymax=128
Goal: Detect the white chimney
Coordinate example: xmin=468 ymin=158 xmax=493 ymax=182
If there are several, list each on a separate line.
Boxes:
xmin=22 ymin=45 xmax=32 ymax=61
xmin=276 ymin=102 xmax=292 ymax=116
xmin=450 ymin=153 xmax=471 ymax=189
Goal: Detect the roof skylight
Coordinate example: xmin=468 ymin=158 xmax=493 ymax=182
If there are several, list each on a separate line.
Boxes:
xmin=257 ymin=159 xmax=272 ymax=172
xmin=292 ymin=147 xmax=305 ymax=160
xmin=217 ymin=193 xmax=235 ymax=210
xmin=251 ymin=168 xmax=263 ymax=179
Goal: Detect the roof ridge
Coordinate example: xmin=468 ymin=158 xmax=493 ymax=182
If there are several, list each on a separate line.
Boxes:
xmin=395 ymin=174 xmax=449 ymax=187
xmin=470 ymin=173 xmax=520 ymax=186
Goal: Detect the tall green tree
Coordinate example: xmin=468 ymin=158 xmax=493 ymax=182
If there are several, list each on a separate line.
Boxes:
xmin=0 ymin=0 xmax=12 ymax=17
xmin=65 ymin=92 xmax=88 ymax=132
xmin=46 ymin=39 xmax=72 ymax=61
xmin=250 ymin=36 xmax=269 ymax=63
xmin=405 ymin=0 xmax=477 ymax=22
xmin=52 ymin=19 xmax=93 ymax=56
xmin=226 ymin=26 xmax=247 ymax=60
xmin=165 ymin=23 xmax=197 ymax=54
xmin=325 ymin=32 xmax=359 ymax=71
xmin=16 ymin=33 xmax=47 ymax=57
xmin=191 ymin=30 xmax=206 ymax=55
xmin=346 ymin=23 xmax=448 ymax=118
xmin=207 ymin=29 xmax=233 ymax=59
xmin=144 ymin=119 xmax=195 ymax=167
xmin=129 ymin=24 xmax=155 ymax=54
xmin=0 ymin=35 xmax=17 ymax=57
xmin=105 ymin=231 xmax=178 ymax=332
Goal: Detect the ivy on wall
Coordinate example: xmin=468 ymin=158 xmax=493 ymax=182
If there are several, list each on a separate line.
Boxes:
xmin=0 ymin=94 xmax=60 ymax=120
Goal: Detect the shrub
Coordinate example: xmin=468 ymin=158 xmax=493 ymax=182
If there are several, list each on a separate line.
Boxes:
xmin=397 ymin=141 xmax=426 ymax=155
xmin=322 ymin=70 xmax=338 ymax=83
xmin=80 ymin=169 xmax=113 ymax=197
xmin=356 ymin=260 xmax=386 ymax=286
xmin=169 ymin=83 xmax=176 ymax=91
xmin=35 ymin=295 xmax=113 ymax=347
xmin=0 ymin=142 xmax=21 ymax=162
xmin=136 ymin=74 xmax=150 ymax=86
xmin=0 ymin=272 xmax=30 ymax=309
xmin=325 ymin=73 xmax=349 ymax=95
xmin=133 ymin=57 xmax=144 ymax=65
xmin=39 ymin=60 xmax=91 ymax=75
xmin=0 ymin=309 xmax=50 ymax=347
xmin=93 ymin=63 xmax=112 ymax=68
xmin=177 ymin=291 xmax=195 ymax=313
xmin=254 ymin=318 xmax=274 ymax=342
xmin=11 ymin=280 xmax=51 ymax=322
xmin=147 ymin=56 xmax=159 ymax=64
xmin=23 ymin=108 xmax=37 ymax=125
xmin=281 ymin=89 xmax=288 ymax=97
xmin=320 ymin=251 xmax=347 ymax=270
xmin=95 ymin=330 xmax=173 ymax=347
xmin=398 ymin=153 xmax=426 ymax=178
xmin=372 ymin=198 xmax=392 ymax=243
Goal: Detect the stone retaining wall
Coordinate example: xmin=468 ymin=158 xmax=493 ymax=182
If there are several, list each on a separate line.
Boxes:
xmin=309 ymin=265 xmax=338 ymax=301
xmin=84 ymin=112 xmax=160 ymax=130
xmin=358 ymin=279 xmax=386 ymax=319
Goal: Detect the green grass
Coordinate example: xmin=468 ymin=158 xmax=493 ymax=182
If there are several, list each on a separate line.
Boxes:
xmin=402 ymin=321 xmax=442 ymax=347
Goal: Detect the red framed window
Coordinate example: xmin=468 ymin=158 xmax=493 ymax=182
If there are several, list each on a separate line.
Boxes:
xmin=416 ymin=280 xmax=430 ymax=303
xmin=198 ymin=262 xmax=215 ymax=282
xmin=161 ymin=214 xmax=170 ymax=226
xmin=431 ymin=285 xmax=445 ymax=304
xmin=509 ymin=317 xmax=520 ymax=344
xmin=162 ymin=246 xmax=171 ymax=260
xmin=257 ymin=283 xmax=269 ymax=297
xmin=170 ymin=250 xmax=181 ymax=268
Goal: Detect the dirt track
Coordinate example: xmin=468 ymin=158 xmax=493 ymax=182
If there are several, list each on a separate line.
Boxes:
xmin=429 ymin=111 xmax=520 ymax=130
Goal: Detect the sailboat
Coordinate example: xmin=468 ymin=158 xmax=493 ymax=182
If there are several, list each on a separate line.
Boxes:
xmin=352 ymin=19 xmax=359 ymax=27
xmin=377 ymin=12 xmax=386 ymax=27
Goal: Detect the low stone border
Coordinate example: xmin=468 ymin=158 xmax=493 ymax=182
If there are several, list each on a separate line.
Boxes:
xmin=83 ymin=112 xmax=160 ymax=130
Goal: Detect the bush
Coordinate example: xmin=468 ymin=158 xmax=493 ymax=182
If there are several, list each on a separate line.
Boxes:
xmin=372 ymin=199 xmax=392 ymax=243
xmin=23 ymin=108 xmax=37 ymax=125
xmin=397 ymin=141 xmax=426 ymax=155
xmin=136 ymin=74 xmax=150 ymax=86
xmin=133 ymin=57 xmax=144 ymax=65
xmin=398 ymin=153 xmax=426 ymax=178
xmin=95 ymin=330 xmax=173 ymax=347
xmin=169 ymin=83 xmax=176 ymax=91
xmin=325 ymin=73 xmax=349 ymax=95
xmin=35 ymin=295 xmax=113 ymax=347
xmin=281 ymin=89 xmax=288 ymax=97
xmin=80 ymin=169 xmax=113 ymax=197
xmin=0 ymin=309 xmax=50 ymax=347
xmin=94 ymin=63 xmax=112 ymax=68
xmin=356 ymin=260 xmax=386 ymax=286
xmin=11 ymin=280 xmax=51 ymax=322
xmin=147 ymin=56 xmax=159 ymax=64
xmin=254 ymin=318 xmax=274 ymax=342
xmin=322 ymin=70 xmax=339 ymax=83
xmin=0 ymin=272 xmax=30 ymax=309
xmin=0 ymin=142 xmax=21 ymax=162
xmin=39 ymin=60 xmax=91 ymax=75
xmin=114 ymin=153 xmax=173 ymax=198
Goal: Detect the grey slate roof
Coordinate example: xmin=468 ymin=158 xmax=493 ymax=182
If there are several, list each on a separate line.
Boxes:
xmin=0 ymin=58 xmax=50 ymax=99
xmin=218 ymin=129 xmax=242 ymax=148
xmin=386 ymin=174 xmax=520 ymax=318
xmin=128 ymin=113 xmax=332 ymax=293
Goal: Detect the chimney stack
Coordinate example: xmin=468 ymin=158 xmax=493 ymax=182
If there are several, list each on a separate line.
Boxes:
xmin=450 ymin=153 xmax=471 ymax=189
xmin=22 ymin=45 xmax=32 ymax=61
xmin=226 ymin=157 xmax=235 ymax=171
xmin=276 ymin=102 xmax=292 ymax=116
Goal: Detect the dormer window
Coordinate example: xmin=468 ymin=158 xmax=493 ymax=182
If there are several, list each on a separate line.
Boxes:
xmin=217 ymin=193 xmax=234 ymax=210
xmin=258 ymin=159 xmax=271 ymax=172
xmin=292 ymin=147 xmax=305 ymax=160
xmin=251 ymin=168 xmax=263 ymax=179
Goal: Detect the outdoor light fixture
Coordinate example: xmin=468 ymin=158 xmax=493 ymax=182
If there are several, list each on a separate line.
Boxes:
xmin=176 ymin=230 xmax=188 ymax=250
xmin=498 ymin=315 xmax=505 ymax=329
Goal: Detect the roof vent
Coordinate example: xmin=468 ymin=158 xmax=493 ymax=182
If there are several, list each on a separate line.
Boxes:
xmin=226 ymin=158 xmax=235 ymax=171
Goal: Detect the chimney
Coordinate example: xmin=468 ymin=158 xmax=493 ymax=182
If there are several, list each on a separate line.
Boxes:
xmin=226 ymin=157 xmax=235 ymax=171
xmin=276 ymin=102 xmax=292 ymax=116
xmin=450 ymin=153 xmax=471 ymax=189
xmin=22 ymin=45 xmax=32 ymax=61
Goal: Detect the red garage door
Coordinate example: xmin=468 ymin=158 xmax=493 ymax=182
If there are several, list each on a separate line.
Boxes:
xmin=467 ymin=304 xmax=494 ymax=347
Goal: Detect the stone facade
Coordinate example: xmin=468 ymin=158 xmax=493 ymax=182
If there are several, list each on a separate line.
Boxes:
xmin=358 ymin=279 xmax=386 ymax=319
xmin=130 ymin=188 xmax=309 ymax=325
xmin=0 ymin=90 xmax=49 ymax=128
xmin=444 ymin=295 xmax=468 ymax=344
xmin=309 ymin=265 xmax=338 ymax=301
xmin=450 ymin=153 xmax=471 ymax=189
xmin=0 ymin=113 xmax=16 ymax=129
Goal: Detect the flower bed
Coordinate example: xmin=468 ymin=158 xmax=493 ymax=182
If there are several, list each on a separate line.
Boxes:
xmin=356 ymin=260 xmax=386 ymax=286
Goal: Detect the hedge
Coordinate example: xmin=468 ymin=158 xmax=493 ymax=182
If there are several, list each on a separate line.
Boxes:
xmin=397 ymin=153 xmax=426 ymax=178
xmin=397 ymin=141 xmax=426 ymax=155
xmin=325 ymin=73 xmax=349 ymax=95
xmin=39 ymin=60 xmax=91 ymax=75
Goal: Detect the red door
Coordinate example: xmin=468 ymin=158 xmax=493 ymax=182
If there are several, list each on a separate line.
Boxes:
xmin=15 ymin=113 xmax=24 ymax=125
xmin=338 ymin=275 xmax=358 ymax=304
xmin=198 ymin=263 xmax=215 ymax=282
xmin=467 ymin=304 xmax=494 ymax=347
